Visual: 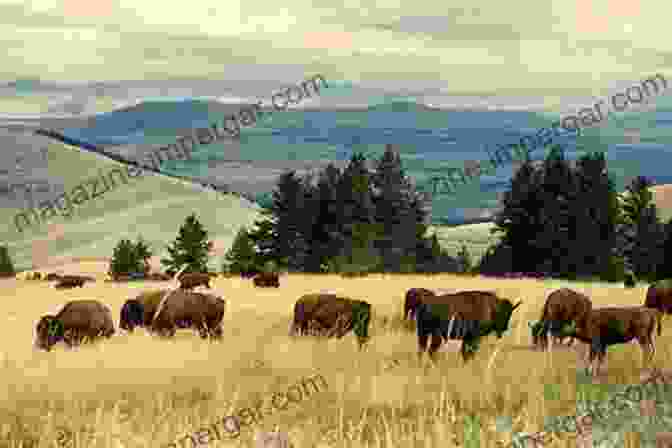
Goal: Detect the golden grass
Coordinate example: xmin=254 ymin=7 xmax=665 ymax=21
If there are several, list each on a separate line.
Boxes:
xmin=1 ymin=273 xmax=670 ymax=447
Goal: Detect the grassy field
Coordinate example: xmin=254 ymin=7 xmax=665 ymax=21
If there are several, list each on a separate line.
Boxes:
xmin=1 ymin=272 xmax=670 ymax=447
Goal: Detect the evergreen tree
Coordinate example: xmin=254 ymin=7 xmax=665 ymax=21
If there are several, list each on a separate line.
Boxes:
xmin=568 ymin=153 xmax=620 ymax=278
xmin=307 ymin=164 xmax=342 ymax=272
xmin=493 ymin=158 xmax=544 ymax=272
xmin=161 ymin=213 xmax=213 ymax=274
xmin=0 ymin=245 xmax=15 ymax=277
xmin=134 ymin=236 xmax=153 ymax=274
xmin=656 ymin=218 xmax=672 ymax=280
xmin=223 ymin=227 xmax=258 ymax=274
xmin=371 ymin=144 xmax=425 ymax=272
xmin=620 ymin=176 xmax=663 ymax=280
xmin=456 ymin=243 xmax=473 ymax=273
xmin=109 ymin=239 xmax=142 ymax=277
xmin=334 ymin=152 xmax=379 ymax=271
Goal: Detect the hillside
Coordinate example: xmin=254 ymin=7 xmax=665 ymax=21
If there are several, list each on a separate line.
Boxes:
xmin=1 ymin=140 xmax=261 ymax=272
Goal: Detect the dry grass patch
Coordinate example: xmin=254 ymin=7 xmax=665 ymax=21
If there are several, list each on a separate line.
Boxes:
xmin=0 ymin=273 xmax=670 ymax=447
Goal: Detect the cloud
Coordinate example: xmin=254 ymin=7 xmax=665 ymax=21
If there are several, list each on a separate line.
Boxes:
xmin=0 ymin=0 xmax=669 ymax=98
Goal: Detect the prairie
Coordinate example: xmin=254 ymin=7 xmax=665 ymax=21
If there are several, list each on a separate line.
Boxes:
xmin=2 ymin=270 xmax=669 ymax=447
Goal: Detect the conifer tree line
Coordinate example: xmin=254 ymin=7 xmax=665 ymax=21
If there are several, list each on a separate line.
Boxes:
xmin=480 ymin=144 xmax=672 ymax=282
xmin=3 ymin=143 xmax=672 ymax=282
xmin=225 ymin=144 xmax=459 ymax=274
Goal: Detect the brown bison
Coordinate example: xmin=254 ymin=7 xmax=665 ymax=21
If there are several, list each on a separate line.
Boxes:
xmin=119 ymin=290 xmax=170 ymax=331
xmin=54 ymin=275 xmax=88 ymax=289
xmin=529 ymin=288 xmax=593 ymax=350
xmin=253 ymin=272 xmax=280 ymax=288
xmin=289 ymin=293 xmax=371 ymax=348
xmin=644 ymin=279 xmax=672 ymax=315
xmin=415 ymin=290 xmax=522 ymax=362
xmin=34 ymin=300 xmax=115 ymax=351
xmin=178 ymin=272 xmax=212 ymax=290
xmin=559 ymin=306 xmax=662 ymax=376
xmin=150 ymin=290 xmax=227 ymax=339
xmin=404 ymin=288 xmax=435 ymax=320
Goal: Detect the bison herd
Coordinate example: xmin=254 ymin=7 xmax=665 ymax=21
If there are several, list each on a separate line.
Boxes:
xmin=31 ymin=271 xmax=672 ymax=376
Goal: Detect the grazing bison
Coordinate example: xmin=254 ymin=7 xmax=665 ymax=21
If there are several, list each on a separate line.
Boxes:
xmin=178 ymin=272 xmax=212 ymax=290
xmin=34 ymin=300 xmax=115 ymax=351
xmin=290 ymin=293 xmax=372 ymax=348
xmin=644 ymin=279 xmax=672 ymax=315
xmin=119 ymin=289 xmax=170 ymax=330
xmin=253 ymin=272 xmax=280 ymax=288
xmin=559 ymin=306 xmax=662 ymax=376
xmin=415 ymin=291 xmax=522 ymax=362
xmin=529 ymin=288 xmax=593 ymax=350
xmin=404 ymin=288 xmax=435 ymax=320
xmin=54 ymin=275 xmax=87 ymax=289
xmin=150 ymin=290 xmax=226 ymax=339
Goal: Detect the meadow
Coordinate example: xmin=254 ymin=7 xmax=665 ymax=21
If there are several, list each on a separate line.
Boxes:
xmin=1 ymin=270 xmax=670 ymax=447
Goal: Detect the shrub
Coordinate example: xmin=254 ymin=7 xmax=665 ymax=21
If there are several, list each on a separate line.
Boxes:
xmin=108 ymin=237 xmax=153 ymax=279
xmin=0 ymin=245 xmax=15 ymax=278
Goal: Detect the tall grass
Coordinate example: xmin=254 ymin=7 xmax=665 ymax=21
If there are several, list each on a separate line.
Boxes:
xmin=1 ymin=273 xmax=667 ymax=447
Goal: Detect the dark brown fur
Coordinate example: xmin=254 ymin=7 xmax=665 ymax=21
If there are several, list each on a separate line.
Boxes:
xmin=54 ymin=275 xmax=89 ymax=289
xmin=416 ymin=291 xmax=522 ymax=362
xmin=404 ymin=288 xmax=435 ymax=320
xmin=534 ymin=288 xmax=593 ymax=349
xmin=290 ymin=293 xmax=371 ymax=347
xmin=178 ymin=272 xmax=212 ymax=290
xmin=150 ymin=290 xmax=226 ymax=339
xmin=253 ymin=272 xmax=280 ymax=288
xmin=34 ymin=300 xmax=115 ymax=351
xmin=568 ymin=306 xmax=662 ymax=375
xmin=644 ymin=282 xmax=672 ymax=314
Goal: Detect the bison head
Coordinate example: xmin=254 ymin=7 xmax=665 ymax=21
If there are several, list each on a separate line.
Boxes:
xmin=120 ymin=299 xmax=144 ymax=331
xmin=491 ymin=299 xmax=522 ymax=338
xmin=351 ymin=301 xmax=371 ymax=349
xmin=35 ymin=316 xmax=65 ymax=351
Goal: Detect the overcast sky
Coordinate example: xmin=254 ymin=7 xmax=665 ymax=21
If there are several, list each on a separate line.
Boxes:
xmin=0 ymin=0 xmax=670 ymax=107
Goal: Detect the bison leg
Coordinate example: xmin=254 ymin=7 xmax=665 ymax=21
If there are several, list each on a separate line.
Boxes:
xmin=417 ymin=333 xmax=429 ymax=361
xmin=427 ymin=331 xmax=443 ymax=363
xmin=209 ymin=325 xmax=223 ymax=340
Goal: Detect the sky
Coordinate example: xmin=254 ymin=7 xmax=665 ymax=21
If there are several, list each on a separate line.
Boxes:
xmin=0 ymin=0 xmax=670 ymax=106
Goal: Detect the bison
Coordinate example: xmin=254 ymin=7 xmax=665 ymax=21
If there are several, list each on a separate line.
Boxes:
xmin=119 ymin=289 xmax=171 ymax=331
xmin=150 ymin=290 xmax=226 ymax=339
xmin=289 ymin=293 xmax=371 ymax=348
xmin=404 ymin=288 xmax=435 ymax=320
xmin=253 ymin=272 xmax=280 ymax=288
xmin=644 ymin=279 xmax=672 ymax=315
xmin=178 ymin=272 xmax=212 ymax=290
xmin=415 ymin=291 xmax=522 ymax=362
xmin=529 ymin=288 xmax=593 ymax=350
xmin=34 ymin=300 xmax=115 ymax=351
xmin=559 ymin=306 xmax=662 ymax=376
xmin=54 ymin=275 xmax=88 ymax=289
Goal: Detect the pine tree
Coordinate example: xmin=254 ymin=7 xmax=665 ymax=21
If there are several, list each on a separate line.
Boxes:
xmin=456 ymin=243 xmax=473 ymax=273
xmin=109 ymin=239 xmax=139 ymax=277
xmin=620 ymin=176 xmax=663 ymax=280
xmin=223 ymin=227 xmax=258 ymax=274
xmin=0 ymin=245 xmax=15 ymax=277
xmin=493 ymin=157 xmax=544 ymax=272
xmin=371 ymin=144 xmax=423 ymax=272
xmin=133 ymin=236 xmax=153 ymax=274
xmin=656 ymin=218 xmax=672 ymax=280
xmin=161 ymin=213 xmax=213 ymax=275
xmin=570 ymin=153 xmax=620 ymax=278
